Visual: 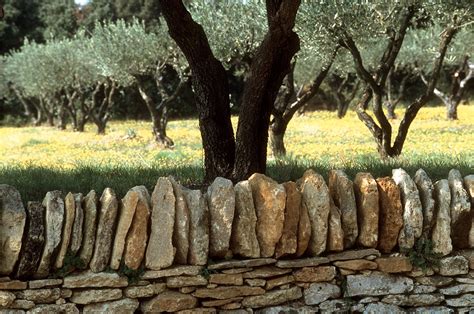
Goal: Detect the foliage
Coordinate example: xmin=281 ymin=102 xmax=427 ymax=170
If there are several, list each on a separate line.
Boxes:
xmin=403 ymin=238 xmax=442 ymax=272
xmin=51 ymin=251 xmax=87 ymax=278
xmin=118 ymin=262 xmax=145 ymax=284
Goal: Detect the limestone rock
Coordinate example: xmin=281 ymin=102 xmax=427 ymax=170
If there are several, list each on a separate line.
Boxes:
xmin=27 ymin=303 xmax=79 ymax=314
xmin=296 ymin=194 xmax=311 ymax=257
xmin=208 ymin=258 xmax=276 ymax=270
xmin=54 ymin=192 xmax=75 ymax=269
xmin=293 ymin=266 xmax=336 ymax=282
xmin=363 ymin=302 xmax=404 ymax=313
xmin=437 ymin=256 xmax=468 ymax=276
xmin=209 ymin=274 xmax=244 ymax=286
xmin=184 ymin=189 xmax=209 ymax=265
xmin=166 ymin=275 xmax=208 ymax=288
xmin=345 ymin=272 xmax=413 ymax=297
xmin=327 ymin=248 xmax=380 ymax=261
xmin=265 ymin=275 xmax=294 ymax=290
xmin=414 ymin=169 xmax=436 ymax=237
xmin=275 ymin=182 xmax=301 ymax=258
xmin=83 ymin=298 xmax=139 ymax=314
xmin=375 ymin=256 xmax=413 ymax=273
xmin=142 ymin=291 xmax=197 ymax=313
xmin=392 ymin=168 xmax=423 ymax=250
xmin=416 ymin=276 xmax=453 ymax=287
xmin=169 ymin=177 xmax=190 ymax=264
xmin=89 ymin=188 xmax=118 ymax=272
xmin=333 ymin=259 xmax=378 ymax=271
xmin=28 ymin=279 xmax=62 ymax=289
xmin=78 ymin=190 xmax=98 ymax=266
xmin=242 ymin=266 xmax=291 ymax=279
xmin=231 ymin=181 xmax=260 ymax=258
xmin=382 ymin=294 xmax=444 ymax=306
xmin=376 ymin=177 xmax=403 ymax=253
xmin=63 ymin=271 xmax=128 ymax=288
xmin=439 ymin=284 xmax=474 ymax=295
xmin=0 ymin=280 xmax=27 ymax=289
xmin=304 ymin=283 xmax=340 ymax=305
xmin=249 ymin=173 xmax=286 ymax=257
xmin=328 ymin=170 xmax=358 ymax=248
xmin=8 ymin=299 xmax=35 ymax=310
xmin=124 ymin=283 xmax=166 ymax=298
xmin=409 ymin=306 xmax=453 ymax=314
xmin=142 ymin=265 xmax=203 ymax=279
xmin=432 ymin=180 xmax=452 ymax=256
xmin=16 ymin=202 xmax=45 ymax=278
xmin=36 ymin=191 xmax=64 ymax=278
xmin=110 ymin=189 xmax=139 ymax=270
xmin=445 ymin=293 xmax=474 ymax=307
xmin=70 ymin=288 xmax=122 ymax=305
xmin=448 ymin=169 xmax=471 ymax=249
xmin=201 ymin=298 xmax=243 ymax=307
xmin=327 ymin=198 xmax=344 ymax=252
xmin=299 ymin=170 xmax=330 ymax=255
xmin=69 ymin=193 xmax=84 ymax=254
xmin=193 ymin=286 xmax=265 ymax=299
xmin=413 ymin=284 xmax=437 ymax=294
xmin=241 ymin=286 xmax=302 ymax=308
xmin=259 ymin=306 xmax=317 ymax=314
xmin=18 ymin=288 xmax=61 ymax=303
xmin=354 ymin=173 xmax=379 ymax=248
xmin=0 ymin=291 xmax=15 ymax=307
xmin=465 ymin=175 xmax=474 ymax=247
xmin=276 ymin=257 xmax=329 ymax=268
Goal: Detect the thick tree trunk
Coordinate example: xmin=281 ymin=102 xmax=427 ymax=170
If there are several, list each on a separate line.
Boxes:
xmin=446 ymin=100 xmax=458 ymax=120
xmin=269 ymin=117 xmax=288 ymax=157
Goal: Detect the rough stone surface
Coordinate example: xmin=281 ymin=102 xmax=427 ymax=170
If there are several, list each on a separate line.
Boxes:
xmin=465 ymin=175 xmax=474 ymax=248
xmin=346 ymin=272 xmax=413 ymax=297
xmin=241 ymin=286 xmax=302 ymax=308
xmin=16 ymin=202 xmax=45 ymax=278
xmin=54 ymin=192 xmax=75 ymax=269
xmin=293 ymin=266 xmax=336 ymax=283
xmin=209 ymin=274 xmax=243 ymax=286
xmin=231 ymin=181 xmax=260 ymax=258
xmin=439 ymin=284 xmax=474 ymax=295
xmin=36 ymin=191 xmax=64 ymax=278
xmin=414 ymin=169 xmax=436 ymax=237
xmin=382 ymin=294 xmax=444 ymax=306
xmin=393 ymin=168 xmax=423 ymax=250
xmin=142 ymin=291 xmax=197 ymax=313
xmin=327 ymin=198 xmax=344 ymax=252
xmin=363 ymin=302 xmax=404 ymax=313
xmin=184 ymin=189 xmax=209 ymax=265
xmin=265 ymin=275 xmax=294 ymax=290
xmin=83 ymin=298 xmax=139 ymax=314
xmin=353 ymin=173 xmax=379 ymax=248
xmin=142 ymin=265 xmax=203 ymax=279
xmin=327 ymin=248 xmax=380 ymax=261
xmin=328 ymin=170 xmax=358 ymax=249
xmin=193 ymin=286 xmax=265 ymax=299
xmin=0 ymin=280 xmax=27 ymax=290
xmin=242 ymin=266 xmax=291 ymax=279
xmin=413 ymin=284 xmax=437 ymax=294
xmin=376 ymin=177 xmax=403 ymax=253
xmin=416 ymin=276 xmax=453 ymax=287
xmin=69 ymin=193 xmax=84 ymax=255
xmin=89 ymin=188 xmax=118 ymax=272
xmin=27 ymin=303 xmax=79 ymax=314
xmin=78 ymin=190 xmax=98 ymax=266
xmin=437 ymin=256 xmax=469 ymax=276
xmin=375 ymin=256 xmax=413 ymax=273
xmin=207 ymin=177 xmax=235 ymax=259
xmin=18 ymin=288 xmax=61 ymax=303
xmin=28 ymin=279 xmax=62 ymax=289
xmin=296 ymin=194 xmax=311 ymax=257
xmin=246 ymin=278 xmax=266 ymax=287
xmin=167 ymin=275 xmax=208 ymax=288
xmin=299 ymin=170 xmax=330 ymax=255
xmin=8 ymin=299 xmax=35 ymax=310
xmin=275 ymin=182 xmax=301 ymax=258
xmin=304 ymin=283 xmax=340 ymax=305
xmin=432 ymin=179 xmax=452 ymax=255
xmin=0 ymin=291 xmax=15 ymax=307
xmin=333 ymin=259 xmax=378 ymax=271
xmin=170 ymin=177 xmax=190 ymax=264
xmin=276 ymin=257 xmax=329 ymax=268
xmin=449 ymin=169 xmax=471 ymax=249
xmin=70 ymin=288 xmax=122 ymax=305
xmin=201 ymin=297 xmax=243 ymax=307
xmin=124 ymin=283 xmax=166 ymax=298
xmin=249 ymin=173 xmax=286 ymax=257
xmin=445 ymin=293 xmax=474 ymax=307
xmin=63 ymin=271 xmax=128 ymax=288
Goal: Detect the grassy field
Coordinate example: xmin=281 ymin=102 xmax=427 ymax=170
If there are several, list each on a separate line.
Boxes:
xmin=1 ymin=106 xmax=473 ymax=201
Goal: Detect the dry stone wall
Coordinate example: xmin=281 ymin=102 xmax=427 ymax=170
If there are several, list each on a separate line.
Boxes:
xmin=0 ymin=168 xmax=474 ymax=313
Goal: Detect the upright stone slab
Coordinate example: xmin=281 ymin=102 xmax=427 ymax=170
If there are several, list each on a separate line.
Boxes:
xmin=249 ymin=173 xmax=286 ymax=258
xmin=146 ymin=178 xmax=175 ymax=270
xmin=69 ymin=193 xmax=84 ymax=254
xmin=275 ymin=182 xmax=301 ymax=258
xmin=55 ymin=192 xmax=75 ymax=269
xmin=376 ymin=177 xmax=403 ymax=253
xmin=414 ymin=169 xmax=436 ymax=237
xmin=299 ymin=170 xmax=330 ymax=256
xmin=392 ymin=168 xmax=423 ymax=250
xmin=79 ymin=190 xmax=98 ymax=266
xmin=184 ymin=189 xmax=209 ymax=265
xmin=110 ymin=189 xmax=139 ymax=270
xmin=327 ymin=198 xmax=344 ymax=252
xmin=328 ymin=170 xmax=358 ymax=248
xmin=432 ymin=180 xmax=452 ymax=256
xmin=90 ymin=188 xmax=118 ymax=272
xmin=16 ymin=202 xmax=45 ymax=278
xmin=0 ymin=185 xmax=26 ymax=276
xmin=124 ymin=186 xmax=151 ymax=270
xmin=465 ymin=175 xmax=474 ymax=247
xmin=231 ymin=181 xmax=260 ymax=258
xmin=353 ymin=173 xmax=379 ymax=248
xmin=169 ymin=177 xmax=190 ymax=264
xmin=207 ymin=177 xmax=235 ymax=258
xmin=297 ymin=196 xmax=311 ymax=257
xmin=448 ymin=169 xmax=471 ymax=249
xmin=36 ymin=191 xmax=64 ymax=278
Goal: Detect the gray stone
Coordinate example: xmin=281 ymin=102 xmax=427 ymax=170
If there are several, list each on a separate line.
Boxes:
xmin=184 ymin=189 xmax=209 ymax=265
xmin=8 ymin=299 xmax=35 ymax=310
xmin=70 ymin=288 xmax=122 ymax=305
xmin=28 ymin=279 xmax=62 ymax=289
xmin=63 ymin=271 xmax=128 ymax=288
xmin=89 ymin=188 xmax=118 ymax=272
xmin=413 ymin=284 xmax=437 ymax=294
xmin=208 ymin=259 xmax=278 ymax=271
xmin=276 ymin=257 xmax=329 ymax=268
xmin=54 ymin=192 xmax=75 ymax=269
xmin=416 ymin=276 xmax=454 ymax=287
xmin=259 ymin=306 xmax=317 ymax=314
xmin=327 ymin=248 xmax=380 ymax=261
xmin=445 ymin=293 xmax=474 ymax=307
xmin=345 ymin=272 xmax=413 ymax=297
xmin=83 ymin=298 xmax=139 ymax=314
xmin=166 ymin=275 xmax=208 ymax=288
xmin=392 ymin=168 xmax=423 ymax=250
xmin=432 ymin=180 xmax=452 ymax=256
xmin=78 ymin=190 xmax=98 ymax=266
xmin=16 ymin=202 xmax=45 ymax=278
xmin=381 ymin=294 xmax=444 ymax=306
xmin=437 ymin=256 xmax=469 ymax=276
xmin=448 ymin=169 xmax=471 ymax=249
xmin=354 ymin=172 xmax=379 ymax=248
xmin=231 ymin=181 xmax=260 ymax=258
xmin=241 ymin=286 xmax=302 ymax=308
xmin=18 ymin=288 xmax=61 ymax=303
xmin=363 ymin=302 xmax=404 ymax=313
xmin=36 ymin=191 xmax=64 ymax=278
xmin=69 ymin=193 xmax=84 ymax=254
xmin=414 ymin=169 xmax=436 ymax=237
xmin=409 ymin=306 xmax=453 ymax=314
xmin=319 ymin=299 xmax=351 ymax=313
xmin=142 ymin=265 xmax=203 ymax=279
xmin=0 ymin=291 xmax=15 ymax=307
xmin=359 ymin=297 xmax=380 ymax=304
xmin=304 ymin=283 xmax=340 ymax=305
xmin=439 ymin=284 xmax=474 ymax=296
xmin=26 ymin=303 xmax=79 ymax=314
xmin=169 ymin=177 xmax=190 ymax=264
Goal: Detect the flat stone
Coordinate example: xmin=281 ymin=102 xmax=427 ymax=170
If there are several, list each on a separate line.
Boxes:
xmin=231 ymin=181 xmax=260 ymax=258
xmin=28 ymin=279 xmax=62 ymax=289
xmin=61 ymin=289 xmax=73 ymax=298
xmin=142 ymin=265 xmax=203 ymax=279
xmin=345 ymin=272 xmax=413 ymax=297
xmin=416 ymin=276 xmax=454 ymax=287
xmin=249 ymin=173 xmax=286 ymax=257
xmin=185 ymin=189 xmax=210 ymax=265
xmin=180 ymin=287 xmax=197 ymax=294
xmin=8 ymin=299 xmax=35 ymax=310
xmin=376 ymin=177 xmax=403 ymax=253
xmin=78 ymin=190 xmax=98 ymax=266
xmin=382 ymin=294 xmax=444 ymax=306
xmin=293 ymin=266 xmax=336 ymax=282
xmin=207 ymin=177 xmax=235 ymax=258
xmin=69 ymin=193 xmax=84 ymax=255
xmin=54 ymin=192 xmax=75 ymax=269
xmin=89 ymin=188 xmax=118 ymax=272
xmin=241 ymin=266 xmax=292 ymax=279
xmin=414 ymin=169 xmax=436 ymax=237
xmin=334 ymin=259 xmax=378 ymax=271
xmin=265 ymin=275 xmax=294 ymax=290
xmin=354 ymin=172 xmax=379 ymax=248
xmin=359 ymin=297 xmax=380 ymax=304
xmin=36 ymin=191 xmax=64 ymax=278
xmin=445 ymin=293 xmax=474 ymax=307
xmin=16 ymin=202 xmax=45 ymax=278
xmin=393 ymin=168 xmax=423 ymax=250
xmin=449 ymin=169 xmax=471 ymax=249
xmin=439 ymin=284 xmax=474 ymax=295
xmin=319 ymin=299 xmax=351 ymax=312
xmin=63 ymin=271 xmax=128 ymax=288
xmin=167 ymin=275 xmax=208 ymax=288
xmin=222 ymin=268 xmax=253 ymax=274
xmin=209 ymin=274 xmax=243 ymax=285
xmin=169 ymin=177 xmax=190 ymax=264
xmin=407 ymin=266 xmax=434 ymax=277
xmin=142 ymin=291 xmax=197 ymax=312
xmin=327 ymin=198 xmax=344 ymax=252
xmin=26 ymin=303 xmax=79 ymax=314
xmin=299 ymin=170 xmax=330 ymax=255
xmin=208 ymin=258 xmax=276 ymax=270
xmin=219 ymin=303 xmax=241 ymax=310
xmin=241 ymin=286 xmax=302 ymax=308
xmin=409 ymin=306 xmax=454 ymax=314
xmin=328 ymin=170 xmax=358 ymax=249
xmin=245 ymin=279 xmax=266 ymax=287
xmin=375 ymin=256 xmax=413 ymax=273
xmin=202 ymin=297 xmax=243 ymax=307
xmin=459 ymin=250 xmax=474 ymax=269
xmin=363 ymin=302 xmax=404 ymax=313
xmin=259 ymin=306 xmax=317 ymax=314
xmin=437 ymin=256 xmax=469 ymax=276
xmin=17 ymin=288 xmax=61 ymax=303
xmin=0 ymin=280 xmax=27 ymax=290
xmin=304 ymin=283 xmax=340 ymax=305
xmin=124 ymin=283 xmax=166 ymax=298
xmin=296 ymin=192 xmax=312 ymax=257
xmin=275 ymin=182 xmax=301 ymax=258
xmin=70 ymin=288 xmax=122 ymax=305
xmin=456 ymin=276 xmax=474 ymax=284
xmin=327 ymin=248 xmax=381 ymax=261
xmin=0 ymin=291 xmax=15 ymax=307
xmin=276 ymin=257 xmax=329 ymax=268
xmin=432 ymin=180 xmax=453 ymax=255
xmin=193 ymin=286 xmax=265 ymax=299
xmin=83 ymin=298 xmax=139 ymax=314
xmin=413 ymin=284 xmax=437 ymax=294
